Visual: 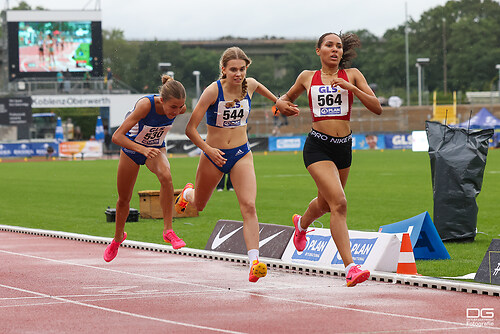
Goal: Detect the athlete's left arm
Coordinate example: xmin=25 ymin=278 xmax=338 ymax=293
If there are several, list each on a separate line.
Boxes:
xmin=248 ymin=78 xmax=278 ymax=103
xmin=332 ymin=69 xmax=382 ymax=115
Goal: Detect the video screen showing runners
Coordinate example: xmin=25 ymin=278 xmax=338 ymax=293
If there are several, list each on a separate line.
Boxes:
xmin=18 ymin=20 xmax=93 ymax=73
xmin=6 ymin=10 xmax=103 ymax=81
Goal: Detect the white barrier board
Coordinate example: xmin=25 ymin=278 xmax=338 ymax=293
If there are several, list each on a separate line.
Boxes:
xmin=281 ymin=228 xmax=401 ymax=272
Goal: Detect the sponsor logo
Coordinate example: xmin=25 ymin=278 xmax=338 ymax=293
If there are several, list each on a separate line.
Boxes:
xmin=183 ymin=143 xmax=197 ymax=151
xmin=210 ymin=225 xmax=243 ymax=250
xmin=249 ymin=141 xmax=261 ymax=148
xmin=318 ymin=86 xmax=338 ymax=94
xmin=292 ymin=235 xmax=331 ymax=261
xmin=276 ymin=138 xmax=302 ymax=149
xmin=332 ymin=238 xmax=377 ymax=265
xmin=320 ymin=107 xmax=341 ymax=115
xmin=235 ymin=149 xmax=244 ymax=156
xmin=223 ymin=120 xmax=241 ymax=127
xmin=165 ymin=144 xmax=176 ymax=151
xmin=259 ymin=230 xmax=285 ymax=248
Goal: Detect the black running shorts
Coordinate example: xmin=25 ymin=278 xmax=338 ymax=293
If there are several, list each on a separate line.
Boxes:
xmin=303 ymin=129 xmax=352 ymax=169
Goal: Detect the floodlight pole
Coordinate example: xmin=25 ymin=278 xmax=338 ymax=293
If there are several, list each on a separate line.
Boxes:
xmin=416 ymin=58 xmax=430 ymax=106
xmin=192 ymin=71 xmax=201 ymax=99
xmin=405 ymin=2 xmax=410 ymax=106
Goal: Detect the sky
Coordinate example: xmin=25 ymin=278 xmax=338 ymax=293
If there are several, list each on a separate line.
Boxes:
xmin=13 ymin=0 xmax=450 ymax=40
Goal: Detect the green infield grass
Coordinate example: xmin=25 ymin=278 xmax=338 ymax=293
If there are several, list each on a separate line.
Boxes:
xmin=0 ymin=149 xmax=498 ymax=280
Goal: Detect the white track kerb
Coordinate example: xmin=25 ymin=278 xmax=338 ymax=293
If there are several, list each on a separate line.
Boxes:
xmin=1 ymin=224 xmax=499 ymax=297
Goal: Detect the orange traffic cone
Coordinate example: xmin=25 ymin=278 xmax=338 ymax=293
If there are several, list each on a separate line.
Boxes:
xmin=397 ymin=233 xmax=418 ymax=275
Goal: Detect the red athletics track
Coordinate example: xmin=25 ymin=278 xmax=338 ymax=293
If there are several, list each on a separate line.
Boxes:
xmin=0 ymin=230 xmax=499 ymax=333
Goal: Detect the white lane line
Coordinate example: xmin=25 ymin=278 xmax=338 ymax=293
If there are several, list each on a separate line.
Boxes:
xmin=0 ymin=283 xmax=245 ymax=334
xmin=0 ymin=250 xmax=493 ymax=330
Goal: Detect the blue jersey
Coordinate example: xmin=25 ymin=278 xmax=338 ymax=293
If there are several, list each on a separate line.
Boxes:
xmin=206 ymin=80 xmax=252 ymax=128
xmin=125 ymin=95 xmax=174 ymax=148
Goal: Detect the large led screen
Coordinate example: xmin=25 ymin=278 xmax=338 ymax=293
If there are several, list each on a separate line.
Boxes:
xmin=18 ymin=21 xmax=93 ymax=72
xmin=7 ymin=11 xmax=102 ymax=81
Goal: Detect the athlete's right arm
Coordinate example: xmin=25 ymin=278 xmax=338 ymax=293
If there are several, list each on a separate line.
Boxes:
xmin=185 ymin=83 xmax=227 ymax=166
xmin=112 ymin=97 xmax=160 ymax=159
xmin=276 ymin=70 xmax=310 ymax=116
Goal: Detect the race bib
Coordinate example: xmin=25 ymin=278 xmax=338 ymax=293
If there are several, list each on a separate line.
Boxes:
xmin=310 ymin=85 xmax=349 ymax=117
xmin=215 ymin=100 xmax=250 ymax=128
xmin=134 ymin=124 xmax=171 ymax=146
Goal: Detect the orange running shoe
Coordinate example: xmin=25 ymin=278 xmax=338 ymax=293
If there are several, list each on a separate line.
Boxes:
xmin=175 ymin=183 xmax=194 ymax=214
xmin=249 ymin=260 xmax=267 ymax=283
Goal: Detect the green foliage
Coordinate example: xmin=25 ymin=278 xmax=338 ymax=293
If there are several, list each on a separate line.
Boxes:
xmin=101 ymin=1 xmax=500 ymax=104
xmin=1 ymin=149 xmax=499 ymax=279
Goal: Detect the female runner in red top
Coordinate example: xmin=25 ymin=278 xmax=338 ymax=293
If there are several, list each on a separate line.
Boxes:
xmin=276 ymin=32 xmax=382 ymax=287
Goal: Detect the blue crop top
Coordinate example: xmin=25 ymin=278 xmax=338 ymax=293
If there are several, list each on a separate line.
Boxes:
xmin=205 ymin=80 xmax=252 ymax=128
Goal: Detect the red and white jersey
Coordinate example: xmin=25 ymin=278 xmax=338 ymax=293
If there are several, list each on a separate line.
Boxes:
xmin=308 ymin=69 xmax=353 ymax=122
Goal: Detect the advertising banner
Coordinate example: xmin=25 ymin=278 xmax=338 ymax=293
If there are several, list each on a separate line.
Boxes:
xmin=268 ymin=136 xmax=306 ymax=151
xmin=59 ymin=140 xmax=102 ymax=158
xmin=281 ymin=228 xmax=401 ymax=272
xmin=205 ymin=220 xmax=294 ymax=259
xmin=384 ymin=133 xmax=412 ymax=150
xmin=352 ymin=134 xmax=385 ymax=150
xmin=0 ymin=141 xmax=58 ymax=158
xmin=379 ymin=211 xmax=450 ymax=260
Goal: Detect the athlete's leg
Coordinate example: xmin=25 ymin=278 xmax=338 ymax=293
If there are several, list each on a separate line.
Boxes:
xmin=301 ymin=167 xmax=349 ymax=229
xmin=306 ymin=161 xmax=353 ymax=266
xmin=115 ymin=151 xmax=140 ymax=243
xmin=228 ymin=152 xmax=259 ymax=251
xmin=191 ymin=153 xmax=224 ymax=211
xmin=145 ymin=149 xmax=173 ymax=232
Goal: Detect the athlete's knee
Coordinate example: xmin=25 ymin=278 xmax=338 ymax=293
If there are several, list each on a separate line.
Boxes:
xmin=239 ymin=201 xmax=257 ymax=218
xmin=157 ymin=174 xmax=173 ymax=189
xmin=116 ymin=196 xmax=131 ymax=208
xmin=329 ymin=196 xmax=347 ymax=215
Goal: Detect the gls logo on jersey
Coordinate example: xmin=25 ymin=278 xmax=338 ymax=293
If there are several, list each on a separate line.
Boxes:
xmin=331 ymin=238 xmax=377 ymax=265
xmin=292 ymin=235 xmax=331 ymax=262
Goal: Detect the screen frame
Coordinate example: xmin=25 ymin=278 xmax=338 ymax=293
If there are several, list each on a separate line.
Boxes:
xmin=7 ymin=10 xmax=103 ymax=81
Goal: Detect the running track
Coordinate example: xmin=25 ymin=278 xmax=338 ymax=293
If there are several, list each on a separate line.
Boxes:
xmin=0 ymin=228 xmax=499 ymax=333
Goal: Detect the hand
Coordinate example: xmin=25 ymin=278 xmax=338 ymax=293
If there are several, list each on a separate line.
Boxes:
xmin=330 ymin=77 xmax=355 ymax=91
xmin=205 ymin=146 xmax=227 ymax=167
xmin=141 ymin=147 xmax=161 ymax=159
xmin=276 ymin=99 xmax=300 ymax=117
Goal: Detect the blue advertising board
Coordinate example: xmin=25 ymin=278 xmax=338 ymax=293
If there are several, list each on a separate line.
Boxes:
xmin=0 ymin=141 xmax=58 ymax=158
xmin=352 ymin=134 xmax=385 ymax=150
xmin=268 ymin=136 xmax=306 ymax=151
xmin=384 ymin=133 xmax=413 ymax=149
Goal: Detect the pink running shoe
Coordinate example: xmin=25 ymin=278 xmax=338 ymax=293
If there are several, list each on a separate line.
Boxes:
xmin=292 ymin=214 xmax=308 ymax=251
xmin=249 ymin=260 xmax=267 ymax=283
xmin=163 ymin=229 xmax=186 ymax=249
xmin=346 ymin=265 xmax=370 ymax=287
xmin=103 ymin=232 xmax=127 ymax=262
xmin=175 ymin=183 xmax=194 ymax=214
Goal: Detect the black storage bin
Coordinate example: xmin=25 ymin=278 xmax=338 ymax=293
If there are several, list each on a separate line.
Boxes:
xmin=105 ymin=208 xmax=139 ymax=222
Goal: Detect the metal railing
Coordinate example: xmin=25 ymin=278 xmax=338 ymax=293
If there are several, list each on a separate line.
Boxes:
xmin=8 ymin=77 xmax=138 ymax=95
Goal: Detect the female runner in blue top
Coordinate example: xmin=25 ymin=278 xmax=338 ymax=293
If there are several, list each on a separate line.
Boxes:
xmin=104 ymin=75 xmax=187 ymax=262
xmin=175 ymin=47 xmax=278 ymax=282
xmin=276 ymin=32 xmax=382 ymax=287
